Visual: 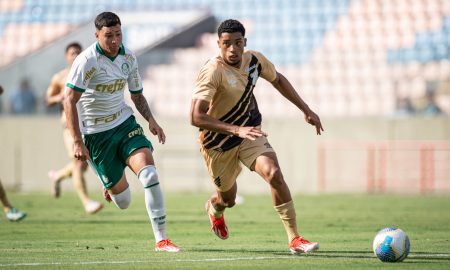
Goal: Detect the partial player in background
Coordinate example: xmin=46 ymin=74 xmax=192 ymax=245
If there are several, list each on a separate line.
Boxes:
xmin=46 ymin=42 xmax=103 ymax=215
xmin=0 ymin=85 xmax=27 ymax=222
xmin=64 ymin=12 xmax=180 ymax=252
xmin=190 ymin=19 xmax=323 ymax=254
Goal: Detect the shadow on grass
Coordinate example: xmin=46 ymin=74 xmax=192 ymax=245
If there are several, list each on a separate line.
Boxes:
xmin=192 ymin=248 xmax=450 ymax=262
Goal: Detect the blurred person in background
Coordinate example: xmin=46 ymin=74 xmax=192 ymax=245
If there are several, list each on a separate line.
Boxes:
xmin=46 ymin=42 xmax=103 ymax=215
xmin=395 ymin=96 xmax=416 ymax=117
xmin=421 ymin=89 xmax=444 ymax=116
xmin=190 ymin=19 xmax=323 ymax=254
xmin=64 ymin=12 xmax=180 ymax=252
xmin=9 ymin=78 xmax=37 ymax=114
xmin=0 ymin=85 xmax=27 ymax=222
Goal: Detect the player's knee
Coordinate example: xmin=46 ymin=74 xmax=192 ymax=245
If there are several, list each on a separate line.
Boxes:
xmin=111 ymin=187 xmax=132 ymax=209
xmin=222 ymin=197 xmax=236 ymax=208
xmin=225 ymin=200 xmax=236 ymax=208
xmin=138 ymin=165 xmax=158 ymax=188
xmin=265 ymin=167 xmax=284 ymax=188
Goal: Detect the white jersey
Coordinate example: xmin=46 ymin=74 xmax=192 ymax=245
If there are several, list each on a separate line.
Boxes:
xmin=66 ymin=42 xmax=143 ymax=134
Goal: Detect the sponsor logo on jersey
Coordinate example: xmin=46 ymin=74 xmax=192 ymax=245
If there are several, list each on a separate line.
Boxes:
xmin=83 ymin=67 xmax=97 ymax=85
xmin=95 ymin=79 xmax=126 ymax=94
xmin=82 ymin=108 xmax=125 ymax=127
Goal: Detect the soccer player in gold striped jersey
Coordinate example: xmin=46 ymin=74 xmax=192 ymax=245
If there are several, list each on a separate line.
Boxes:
xmin=190 ymin=19 xmax=323 ymax=254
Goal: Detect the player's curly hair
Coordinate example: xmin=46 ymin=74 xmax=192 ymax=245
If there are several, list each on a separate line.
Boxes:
xmin=217 ymin=19 xmax=245 ymax=37
xmin=95 ymin=12 xmax=121 ymax=30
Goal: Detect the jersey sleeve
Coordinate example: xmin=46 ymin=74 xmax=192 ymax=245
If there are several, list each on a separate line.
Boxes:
xmin=254 ymin=51 xmax=277 ymax=83
xmin=193 ymin=61 xmax=220 ymax=102
xmin=127 ymin=54 xmax=143 ymax=94
xmin=66 ymin=55 xmax=97 ymax=93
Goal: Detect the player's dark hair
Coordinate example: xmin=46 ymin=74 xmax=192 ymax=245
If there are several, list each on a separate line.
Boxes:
xmin=95 ymin=12 xmax=121 ymax=30
xmin=65 ymin=42 xmax=82 ymax=53
xmin=218 ymin=19 xmax=245 ymax=37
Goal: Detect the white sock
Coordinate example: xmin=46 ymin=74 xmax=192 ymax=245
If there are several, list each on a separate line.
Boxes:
xmin=110 ymin=186 xmax=131 ymax=209
xmin=138 ymin=165 xmax=166 ymax=243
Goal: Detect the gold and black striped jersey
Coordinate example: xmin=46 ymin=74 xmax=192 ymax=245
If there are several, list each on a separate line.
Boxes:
xmin=193 ymin=50 xmax=277 ymax=152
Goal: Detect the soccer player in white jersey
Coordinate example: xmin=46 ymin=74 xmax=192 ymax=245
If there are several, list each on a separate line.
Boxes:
xmin=64 ymin=12 xmax=180 ymax=252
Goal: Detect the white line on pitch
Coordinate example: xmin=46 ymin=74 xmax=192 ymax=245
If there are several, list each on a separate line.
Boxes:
xmin=1 ymin=253 xmax=449 ymax=267
xmin=0 ymin=256 xmax=297 ymax=267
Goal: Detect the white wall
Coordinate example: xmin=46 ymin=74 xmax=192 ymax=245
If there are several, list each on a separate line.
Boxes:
xmin=0 ymin=115 xmax=449 ymax=194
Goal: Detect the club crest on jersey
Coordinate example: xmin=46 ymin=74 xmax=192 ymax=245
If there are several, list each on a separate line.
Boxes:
xmin=121 ymin=62 xmax=131 ymax=75
xmin=225 ymin=71 xmax=237 ymax=87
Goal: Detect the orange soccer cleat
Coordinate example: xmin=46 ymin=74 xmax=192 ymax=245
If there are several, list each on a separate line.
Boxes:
xmin=289 ymin=236 xmax=319 ymax=254
xmin=154 ymin=239 xmax=181 ymax=252
xmin=205 ymin=200 xmax=229 ymax=240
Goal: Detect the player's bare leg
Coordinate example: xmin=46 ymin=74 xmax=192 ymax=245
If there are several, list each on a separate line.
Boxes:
xmin=0 ymin=180 xmax=13 ymax=211
xmin=206 ymin=182 xmax=236 ymax=240
xmin=48 ymin=162 xmax=73 ymax=198
xmin=72 ymin=160 xmax=103 ymax=214
xmin=0 ymin=180 xmax=26 ymax=221
xmin=254 ymin=152 xmax=319 ymax=254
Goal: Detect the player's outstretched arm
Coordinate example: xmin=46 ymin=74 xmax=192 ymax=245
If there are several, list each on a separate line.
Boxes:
xmin=190 ymin=99 xmax=266 ymax=140
xmin=270 ymin=72 xmax=324 ymax=135
xmin=130 ymin=93 xmax=165 ymax=144
xmin=64 ymin=88 xmax=90 ymax=161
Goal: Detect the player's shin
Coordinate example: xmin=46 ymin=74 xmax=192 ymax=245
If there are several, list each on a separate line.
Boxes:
xmin=138 ymin=165 xmax=167 ymax=243
xmin=274 ymin=200 xmax=299 ymax=242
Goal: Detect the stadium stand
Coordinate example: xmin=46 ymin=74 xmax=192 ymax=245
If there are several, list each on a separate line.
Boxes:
xmin=0 ymin=0 xmax=449 ymax=117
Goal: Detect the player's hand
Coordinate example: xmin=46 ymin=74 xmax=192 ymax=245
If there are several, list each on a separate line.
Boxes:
xmin=148 ymin=118 xmax=166 ymax=144
xmin=73 ymin=140 xmax=90 ymax=161
xmin=234 ymin=126 xmax=267 ymax=141
xmin=304 ymin=110 xmax=324 ymax=135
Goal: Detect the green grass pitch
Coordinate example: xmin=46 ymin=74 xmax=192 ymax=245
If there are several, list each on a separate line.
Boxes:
xmin=1 ymin=192 xmax=449 ymax=269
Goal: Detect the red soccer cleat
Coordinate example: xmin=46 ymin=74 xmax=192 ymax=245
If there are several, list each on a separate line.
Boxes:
xmin=289 ymin=236 xmax=319 ymax=254
xmin=205 ymin=200 xmax=229 ymax=240
xmin=103 ymin=188 xmax=112 ymax=203
xmin=154 ymin=239 xmax=181 ymax=252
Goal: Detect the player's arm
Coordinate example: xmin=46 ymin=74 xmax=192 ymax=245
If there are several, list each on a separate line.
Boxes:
xmin=46 ymin=75 xmax=64 ymax=106
xmin=190 ymin=99 xmax=266 ymax=140
xmin=271 ymin=72 xmax=324 ymax=135
xmin=64 ymin=88 xmax=90 ymax=161
xmin=130 ymin=93 xmax=165 ymax=144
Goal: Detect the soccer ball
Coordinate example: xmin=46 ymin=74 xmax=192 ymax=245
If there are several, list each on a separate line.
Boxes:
xmin=373 ymin=227 xmax=410 ymax=262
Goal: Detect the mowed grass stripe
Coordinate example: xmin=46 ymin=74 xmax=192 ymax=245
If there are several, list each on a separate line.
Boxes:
xmin=0 ymin=193 xmax=449 ymax=270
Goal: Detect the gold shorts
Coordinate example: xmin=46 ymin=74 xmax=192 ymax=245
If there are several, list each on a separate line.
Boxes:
xmin=200 ymin=135 xmax=275 ymax=192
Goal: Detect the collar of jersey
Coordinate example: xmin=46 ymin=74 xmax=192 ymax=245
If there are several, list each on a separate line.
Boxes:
xmin=96 ymin=42 xmax=125 ymax=61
